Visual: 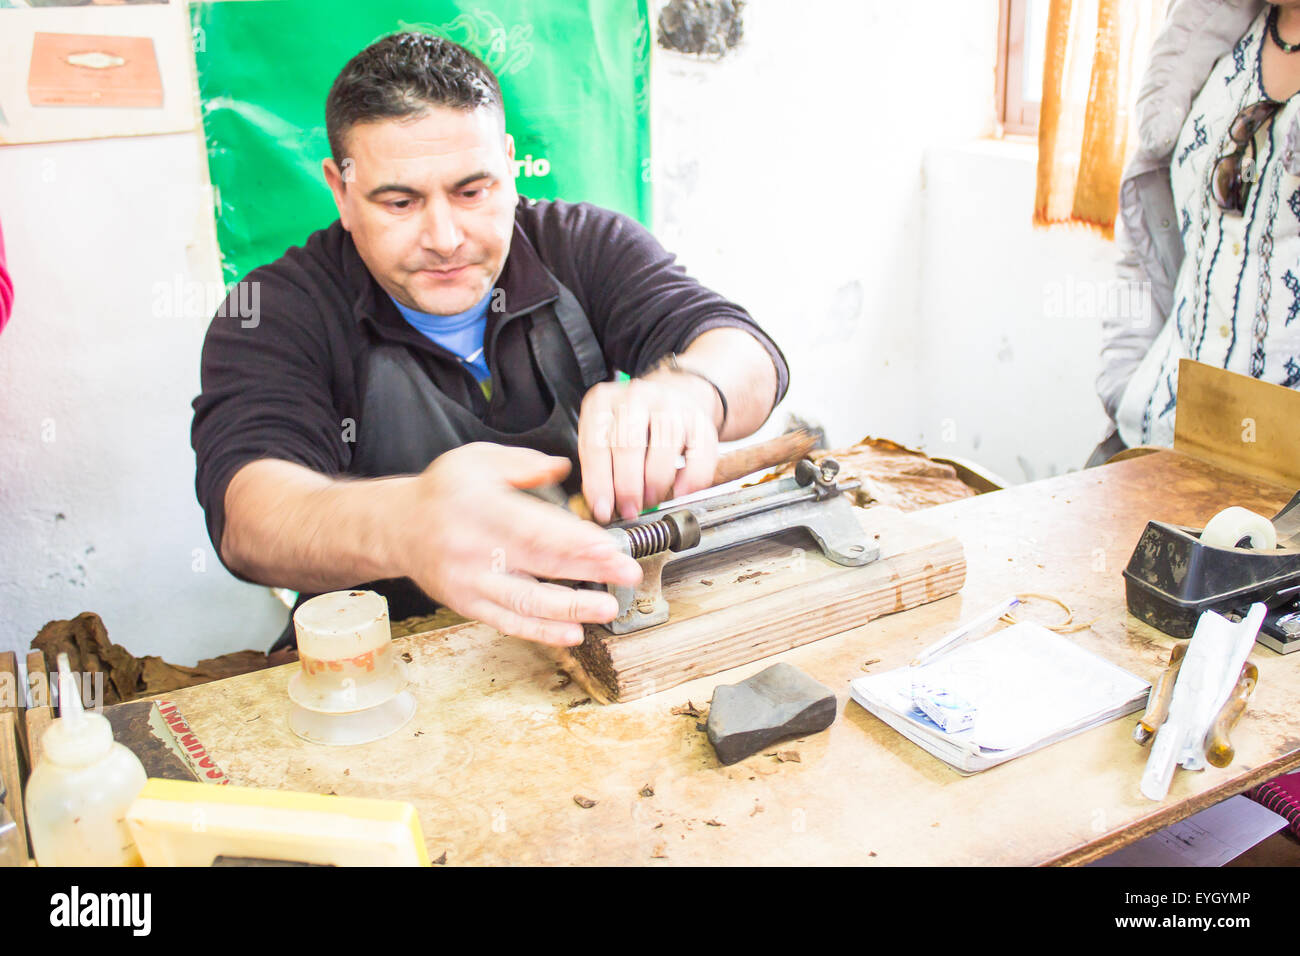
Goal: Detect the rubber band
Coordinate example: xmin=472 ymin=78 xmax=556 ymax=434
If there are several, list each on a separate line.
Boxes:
xmin=1000 ymin=592 xmax=1100 ymax=634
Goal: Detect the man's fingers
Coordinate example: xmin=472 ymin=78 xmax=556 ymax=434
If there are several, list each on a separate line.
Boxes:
xmin=480 ymin=573 xmax=620 ymax=626
xmin=484 ymin=495 xmax=641 ymax=586
xmin=578 ymin=399 xmax=616 ymax=524
xmin=465 ymin=597 xmax=586 ymax=647
xmin=611 ymin=396 xmax=650 ymax=520
xmin=672 ymin=407 xmax=719 ymax=499
xmin=457 ymin=441 xmax=572 ymax=491
xmin=644 ymin=409 xmax=684 ymax=508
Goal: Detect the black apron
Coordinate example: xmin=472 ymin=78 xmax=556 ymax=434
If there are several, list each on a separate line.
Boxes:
xmin=270 ymin=274 xmax=607 ymax=650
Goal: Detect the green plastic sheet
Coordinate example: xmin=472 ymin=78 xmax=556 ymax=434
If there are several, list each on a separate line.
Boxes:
xmin=190 ymin=0 xmax=650 ymax=285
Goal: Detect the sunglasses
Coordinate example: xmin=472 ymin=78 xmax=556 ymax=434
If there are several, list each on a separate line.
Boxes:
xmin=1212 ymin=100 xmax=1283 ymax=214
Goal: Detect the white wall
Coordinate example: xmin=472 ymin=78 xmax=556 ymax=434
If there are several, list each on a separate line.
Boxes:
xmin=654 ymin=0 xmax=1002 ymax=453
xmin=0 ymin=133 xmax=288 ymax=664
xmin=916 ymin=141 xmax=1116 ymax=482
xmin=0 ymin=0 xmax=1117 ymax=665
xmin=654 ymin=1 xmax=1114 ymax=482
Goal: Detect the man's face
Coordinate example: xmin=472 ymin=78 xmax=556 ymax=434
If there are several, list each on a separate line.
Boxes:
xmin=324 ymin=105 xmax=517 ymax=315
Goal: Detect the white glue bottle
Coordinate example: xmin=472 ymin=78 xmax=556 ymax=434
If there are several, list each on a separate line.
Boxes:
xmin=25 ymin=653 xmax=147 ymax=866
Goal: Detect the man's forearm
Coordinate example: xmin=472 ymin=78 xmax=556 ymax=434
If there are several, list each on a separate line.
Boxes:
xmin=221 ymin=459 xmax=413 ymax=592
xmin=646 ymin=327 xmax=779 ymax=441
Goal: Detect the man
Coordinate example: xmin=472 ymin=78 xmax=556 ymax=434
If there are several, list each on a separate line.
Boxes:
xmin=191 ymin=33 xmax=787 ymax=649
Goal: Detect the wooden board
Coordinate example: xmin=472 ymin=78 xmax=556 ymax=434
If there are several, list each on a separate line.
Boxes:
xmin=0 ymin=652 xmax=19 ymax=719
xmin=0 ymin=713 xmax=30 ymax=864
xmin=23 ymin=710 xmax=52 ymax=777
xmin=148 ymin=451 xmax=1300 ymax=866
xmin=1174 ymin=358 xmax=1300 ymax=488
xmin=0 ymin=653 xmax=23 ymax=777
xmin=25 ymin=650 xmax=48 ymax=711
xmin=562 ymin=507 xmax=965 ymax=701
xmin=24 ymin=651 xmax=51 ymax=771
xmin=0 ymin=651 xmax=31 ymax=860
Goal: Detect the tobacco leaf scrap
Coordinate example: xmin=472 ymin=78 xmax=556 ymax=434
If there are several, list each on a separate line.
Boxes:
xmin=30 ymin=611 xmax=289 ymax=705
xmin=671 ymin=701 xmax=704 ymax=718
xmin=761 ymin=435 xmax=978 ymax=512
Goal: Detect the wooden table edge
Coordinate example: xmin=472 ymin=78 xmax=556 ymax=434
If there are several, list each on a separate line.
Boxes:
xmin=1044 ymin=750 xmax=1300 ymax=866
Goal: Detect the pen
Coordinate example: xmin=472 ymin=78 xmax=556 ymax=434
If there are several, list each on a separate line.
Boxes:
xmin=910 ymin=596 xmax=1021 ymax=667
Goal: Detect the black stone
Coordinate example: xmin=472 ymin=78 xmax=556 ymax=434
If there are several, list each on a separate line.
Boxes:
xmin=658 ymin=0 xmax=745 ymax=58
xmin=705 ymin=663 xmax=837 ymax=765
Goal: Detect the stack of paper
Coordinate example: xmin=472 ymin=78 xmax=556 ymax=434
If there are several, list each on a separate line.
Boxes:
xmin=849 ymin=622 xmax=1150 ymax=773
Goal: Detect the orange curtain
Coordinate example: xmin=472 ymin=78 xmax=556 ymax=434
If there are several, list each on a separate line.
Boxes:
xmin=1035 ymin=0 xmax=1165 ymax=237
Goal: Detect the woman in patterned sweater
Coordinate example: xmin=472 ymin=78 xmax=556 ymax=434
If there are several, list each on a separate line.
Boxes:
xmin=1096 ymin=0 xmax=1300 ymax=458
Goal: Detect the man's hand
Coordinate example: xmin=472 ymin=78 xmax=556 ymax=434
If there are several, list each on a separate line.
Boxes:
xmin=576 ymin=328 xmax=780 ymax=524
xmin=220 ymin=325 xmax=777 ymax=641
xmin=578 ymin=376 xmax=721 ymax=524
xmin=400 ymin=443 xmax=642 ymax=646
xmin=222 ymin=445 xmax=642 ymax=650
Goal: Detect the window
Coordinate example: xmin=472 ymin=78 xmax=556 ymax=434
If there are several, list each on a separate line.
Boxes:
xmin=997 ymin=0 xmax=1050 ymax=136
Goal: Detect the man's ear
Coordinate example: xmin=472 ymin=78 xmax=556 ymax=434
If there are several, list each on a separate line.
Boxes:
xmin=505 ymin=133 xmax=516 ymax=163
xmin=322 ymin=157 xmax=352 ymax=231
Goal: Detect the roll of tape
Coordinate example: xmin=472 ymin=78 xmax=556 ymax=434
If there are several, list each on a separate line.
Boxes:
xmin=1199 ymin=506 xmax=1278 ymax=550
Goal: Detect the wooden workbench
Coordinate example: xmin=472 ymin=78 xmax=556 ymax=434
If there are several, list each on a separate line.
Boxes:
xmin=160 ymin=450 xmax=1300 ymax=865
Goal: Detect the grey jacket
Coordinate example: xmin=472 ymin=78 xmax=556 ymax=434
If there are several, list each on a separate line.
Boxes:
xmin=1101 ymin=0 xmax=1300 ymax=420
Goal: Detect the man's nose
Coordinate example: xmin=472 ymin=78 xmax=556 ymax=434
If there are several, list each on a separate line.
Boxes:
xmin=420 ymin=198 xmax=464 ymax=257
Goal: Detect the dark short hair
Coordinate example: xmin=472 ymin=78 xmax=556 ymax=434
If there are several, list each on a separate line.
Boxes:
xmin=325 ymin=32 xmax=504 ymax=165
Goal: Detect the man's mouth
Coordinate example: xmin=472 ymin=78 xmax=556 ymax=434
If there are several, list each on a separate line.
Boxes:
xmin=416 ymin=264 xmax=473 ymax=280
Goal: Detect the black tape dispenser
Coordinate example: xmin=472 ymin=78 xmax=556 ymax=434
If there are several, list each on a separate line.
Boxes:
xmin=1123 ymin=491 xmax=1300 ymax=653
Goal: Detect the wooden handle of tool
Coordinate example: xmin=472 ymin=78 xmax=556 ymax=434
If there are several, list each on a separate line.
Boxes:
xmin=1134 ymin=642 xmax=1188 ymax=745
xmin=711 ymin=428 xmax=819 ymax=486
xmin=566 ymin=493 xmax=595 ymax=522
xmin=565 ymin=427 xmax=822 ymax=523
xmin=1205 ymin=662 xmax=1258 ymax=769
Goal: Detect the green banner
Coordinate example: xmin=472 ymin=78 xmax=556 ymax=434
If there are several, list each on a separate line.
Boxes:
xmin=191 ymin=0 xmax=650 ymax=285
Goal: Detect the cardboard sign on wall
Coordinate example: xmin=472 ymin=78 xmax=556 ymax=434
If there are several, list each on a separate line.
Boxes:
xmin=0 ymin=3 xmax=196 ymax=145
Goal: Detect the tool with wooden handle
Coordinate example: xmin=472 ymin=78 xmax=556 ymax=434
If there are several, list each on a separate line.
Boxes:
xmin=1133 ymin=642 xmax=1260 ymax=758
xmin=560 ymin=427 xmax=821 ymax=520
xmin=1133 ymin=643 xmax=1188 ymax=745
xmin=1139 ymin=604 xmax=1264 ymax=800
xmin=598 ymin=457 xmax=878 ymax=634
xmin=1205 ymin=661 xmax=1258 ymax=768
